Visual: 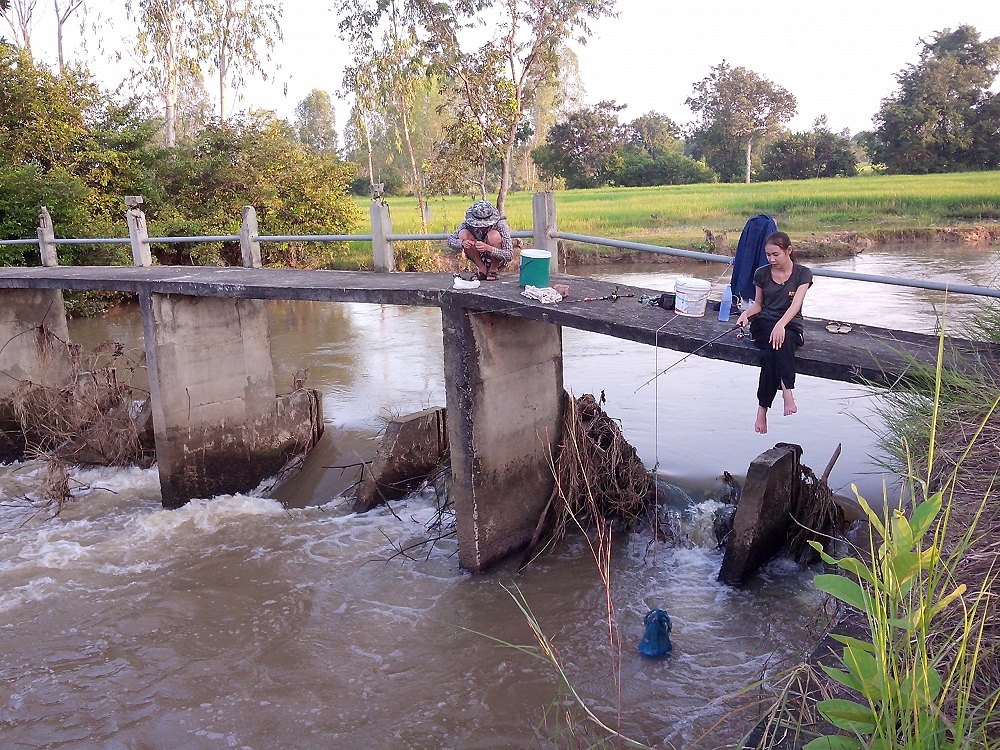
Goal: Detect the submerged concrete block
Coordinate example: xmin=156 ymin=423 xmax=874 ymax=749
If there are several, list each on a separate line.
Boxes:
xmin=442 ymin=302 xmax=563 ymax=572
xmin=141 ymin=293 xmax=323 ymax=507
xmin=718 ymin=444 xmax=802 ymax=586
xmin=0 ymin=289 xmax=75 ymax=462
xmin=353 ymin=407 xmax=448 ymax=513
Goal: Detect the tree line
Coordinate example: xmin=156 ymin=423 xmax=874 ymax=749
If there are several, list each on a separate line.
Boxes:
xmin=1 ymin=0 xmax=998 ymax=268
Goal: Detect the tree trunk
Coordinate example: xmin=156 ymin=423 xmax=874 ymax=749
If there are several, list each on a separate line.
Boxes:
xmin=362 ymin=119 xmax=375 ymax=193
xmin=219 ymin=50 xmax=226 ymax=121
xmin=744 ymin=136 xmax=753 ymax=184
xmin=398 ymin=103 xmax=427 ymax=232
xmin=56 ymin=17 xmax=64 ymax=71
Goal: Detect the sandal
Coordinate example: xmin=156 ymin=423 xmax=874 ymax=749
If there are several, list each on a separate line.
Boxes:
xmin=825 ymin=321 xmax=853 ymax=334
xmin=477 ymin=271 xmax=499 ymax=281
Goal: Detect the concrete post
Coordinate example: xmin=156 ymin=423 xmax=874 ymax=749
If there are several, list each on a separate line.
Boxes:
xmin=139 ymin=292 xmax=322 ymax=507
xmin=240 ymin=205 xmax=263 ymax=268
xmin=441 ymin=302 xmax=564 ymax=572
xmin=37 ymin=206 xmax=58 ymax=267
xmin=532 ymin=191 xmax=559 ymax=273
xmin=125 ymin=196 xmax=152 ymax=267
xmin=370 ymin=200 xmax=395 ymax=273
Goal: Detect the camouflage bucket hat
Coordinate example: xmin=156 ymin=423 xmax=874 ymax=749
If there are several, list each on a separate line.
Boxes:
xmin=465 ymin=200 xmax=500 ymax=228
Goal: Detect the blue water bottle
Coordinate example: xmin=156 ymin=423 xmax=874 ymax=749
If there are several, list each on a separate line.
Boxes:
xmin=718 ymin=284 xmax=733 ymax=321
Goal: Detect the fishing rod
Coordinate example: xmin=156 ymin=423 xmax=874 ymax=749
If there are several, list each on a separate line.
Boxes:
xmin=569 ymin=286 xmax=636 ymax=303
xmin=635 ymin=323 xmax=745 ymax=392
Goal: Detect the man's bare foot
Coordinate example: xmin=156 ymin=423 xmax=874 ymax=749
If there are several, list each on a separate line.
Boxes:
xmin=755 ymin=406 xmax=768 ymax=434
xmin=782 ymin=389 xmax=797 ymax=417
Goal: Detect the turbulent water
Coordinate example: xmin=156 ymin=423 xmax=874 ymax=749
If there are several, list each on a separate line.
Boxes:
xmin=1 ymin=244 xmax=996 ymax=748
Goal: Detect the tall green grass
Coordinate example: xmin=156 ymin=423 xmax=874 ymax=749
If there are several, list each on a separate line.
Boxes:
xmin=369 ymin=171 xmax=1000 ymax=250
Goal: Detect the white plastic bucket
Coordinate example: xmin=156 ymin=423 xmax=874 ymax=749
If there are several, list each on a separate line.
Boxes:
xmin=674 ymin=277 xmax=711 ymax=317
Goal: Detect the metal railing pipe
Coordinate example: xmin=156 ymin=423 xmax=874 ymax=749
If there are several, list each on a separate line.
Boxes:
xmin=0 ymin=238 xmax=44 ymax=246
xmin=52 ymin=238 xmax=132 ymax=245
xmin=551 ymin=230 xmax=1000 ymax=299
xmin=144 ymin=235 xmax=241 ymax=243
xmin=551 ymin=231 xmax=734 ymax=264
xmin=256 ymin=234 xmax=374 ymax=242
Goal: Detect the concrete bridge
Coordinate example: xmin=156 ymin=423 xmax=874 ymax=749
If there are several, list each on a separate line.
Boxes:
xmin=2 ymin=263 xmax=996 ymax=572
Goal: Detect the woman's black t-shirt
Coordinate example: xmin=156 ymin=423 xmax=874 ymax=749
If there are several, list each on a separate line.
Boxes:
xmin=753 ymin=263 xmax=813 ymax=332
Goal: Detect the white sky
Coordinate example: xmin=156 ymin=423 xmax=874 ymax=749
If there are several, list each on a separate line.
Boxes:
xmin=20 ymin=0 xmax=1000 ymax=138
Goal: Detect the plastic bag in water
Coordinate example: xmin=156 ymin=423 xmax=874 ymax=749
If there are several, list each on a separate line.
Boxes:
xmin=638 ymin=609 xmax=672 ymax=658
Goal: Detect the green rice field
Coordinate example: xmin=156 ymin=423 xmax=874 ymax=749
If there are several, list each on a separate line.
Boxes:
xmin=371 ymin=171 xmax=1000 ymax=250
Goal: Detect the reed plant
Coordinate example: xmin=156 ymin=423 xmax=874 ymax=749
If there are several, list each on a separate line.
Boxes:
xmin=799 ymin=327 xmax=1000 ymax=749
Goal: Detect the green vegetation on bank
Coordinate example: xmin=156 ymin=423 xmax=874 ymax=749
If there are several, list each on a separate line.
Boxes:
xmin=378 ymin=171 xmax=1000 ymax=251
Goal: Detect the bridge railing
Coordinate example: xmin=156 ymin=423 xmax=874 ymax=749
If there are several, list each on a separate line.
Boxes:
xmin=2 ymin=193 xmax=999 ymax=300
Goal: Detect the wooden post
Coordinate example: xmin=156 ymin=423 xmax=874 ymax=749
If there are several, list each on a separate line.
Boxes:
xmin=240 ymin=205 xmax=262 ymax=268
xmin=532 ymin=191 xmax=559 ymax=273
xmin=125 ymin=196 xmax=152 ymax=267
xmin=37 ymin=206 xmax=58 ymax=267
xmin=370 ymin=200 xmax=395 ymax=273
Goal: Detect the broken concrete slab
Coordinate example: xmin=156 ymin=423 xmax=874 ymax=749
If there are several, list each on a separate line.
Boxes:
xmin=718 ymin=443 xmax=802 ymax=586
xmin=353 ymin=407 xmax=448 ymax=513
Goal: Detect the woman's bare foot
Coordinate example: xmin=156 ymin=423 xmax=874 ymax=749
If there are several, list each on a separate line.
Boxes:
xmin=782 ymin=389 xmax=797 ymax=416
xmin=755 ymin=406 xmax=768 ymax=434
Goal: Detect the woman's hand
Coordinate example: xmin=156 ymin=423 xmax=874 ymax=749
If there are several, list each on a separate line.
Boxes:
xmin=462 ymin=238 xmax=475 ymax=250
xmin=770 ymin=322 xmax=786 ymax=349
xmin=736 ymin=312 xmax=748 ymax=328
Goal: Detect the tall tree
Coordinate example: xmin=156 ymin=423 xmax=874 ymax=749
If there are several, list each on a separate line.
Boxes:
xmin=532 ymin=100 xmax=627 ymax=188
xmin=340 ymin=0 xmax=432 ymax=228
xmin=417 ymin=0 xmax=617 ymax=210
xmin=295 ymin=88 xmax=338 ymax=154
xmin=686 ymin=61 xmax=796 ymax=183
xmin=341 ymin=0 xmax=617 ymax=212
xmin=195 ymin=0 xmax=282 ymax=121
xmin=126 ymin=0 xmax=200 ymax=147
xmin=871 ymin=25 xmax=1000 ymax=173
xmin=53 ymin=0 xmax=85 ymax=71
xmin=2 ymin=0 xmax=37 ymax=57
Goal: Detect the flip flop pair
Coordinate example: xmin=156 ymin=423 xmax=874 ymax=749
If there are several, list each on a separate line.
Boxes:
xmin=826 ymin=321 xmax=853 ymax=334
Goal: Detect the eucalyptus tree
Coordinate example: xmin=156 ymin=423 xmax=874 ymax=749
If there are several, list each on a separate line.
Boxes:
xmin=125 ymin=0 xmax=200 ymax=147
xmin=2 ymin=0 xmax=38 ymax=57
xmin=340 ymin=0 xmax=616 ymax=212
xmin=295 ymin=88 xmax=338 ymax=154
xmin=53 ymin=0 xmax=85 ymax=71
xmin=195 ymin=0 xmax=282 ymax=121
xmin=686 ymin=60 xmax=796 ymax=183
xmin=408 ymin=0 xmax=617 ymax=211
xmin=339 ymin=0 xmax=433 ymax=229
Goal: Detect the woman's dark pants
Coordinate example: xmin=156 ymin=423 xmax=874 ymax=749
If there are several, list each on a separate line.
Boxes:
xmin=750 ymin=317 xmax=803 ymax=409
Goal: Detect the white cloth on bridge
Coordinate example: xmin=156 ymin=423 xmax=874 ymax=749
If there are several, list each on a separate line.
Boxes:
xmin=521 ymin=285 xmax=563 ymax=304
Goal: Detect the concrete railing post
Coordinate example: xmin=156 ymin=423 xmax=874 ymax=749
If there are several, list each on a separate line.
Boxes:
xmin=370 ymin=200 xmax=395 ymax=273
xmin=37 ymin=206 xmax=58 ymax=267
xmin=125 ymin=195 xmax=152 ymax=267
xmin=531 ymin=191 xmax=559 ymax=273
xmin=240 ymin=205 xmax=263 ymax=268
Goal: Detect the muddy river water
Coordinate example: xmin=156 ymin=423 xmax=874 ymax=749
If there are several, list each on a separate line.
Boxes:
xmin=1 ymin=244 xmax=997 ymax=748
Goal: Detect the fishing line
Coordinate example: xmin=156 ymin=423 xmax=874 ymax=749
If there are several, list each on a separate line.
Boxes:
xmin=652 ymin=313 xmax=678 ymax=472
xmin=637 ymin=323 xmax=743 ymax=394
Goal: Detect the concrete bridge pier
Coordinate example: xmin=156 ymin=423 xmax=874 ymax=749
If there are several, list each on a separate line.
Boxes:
xmin=0 ymin=288 xmax=75 ymax=461
xmin=441 ymin=301 xmax=564 ymax=572
xmin=140 ymin=293 xmax=323 ymax=508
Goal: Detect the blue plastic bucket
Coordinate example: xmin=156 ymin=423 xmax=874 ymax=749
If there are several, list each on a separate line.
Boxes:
xmin=519 ymin=249 xmax=551 ymax=288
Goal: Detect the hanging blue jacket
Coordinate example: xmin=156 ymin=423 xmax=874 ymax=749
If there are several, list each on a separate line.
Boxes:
xmin=730 ymin=215 xmax=777 ymax=305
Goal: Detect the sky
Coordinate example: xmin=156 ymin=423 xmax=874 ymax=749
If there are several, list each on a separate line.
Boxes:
xmin=17 ymin=0 xmax=1000 ymax=139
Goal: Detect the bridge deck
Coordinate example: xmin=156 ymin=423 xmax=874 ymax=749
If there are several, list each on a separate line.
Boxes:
xmin=1 ymin=265 xmax=995 ymax=385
